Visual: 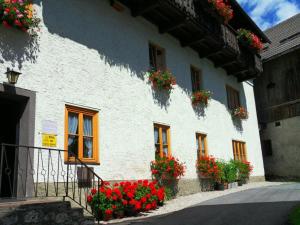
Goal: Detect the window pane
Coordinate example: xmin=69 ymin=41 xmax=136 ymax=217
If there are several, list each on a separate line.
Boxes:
xmin=84 ymin=116 xmax=93 ymax=136
xmin=68 ymin=135 xmax=78 ymax=157
xmin=149 ymin=44 xmax=156 ymax=70
xmin=163 ymin=146 xmax=168 ymax=157
xmin=68 ymin=113 xmax=78 ymax=134
xmin=162 ymin=129 xmax=167 ymax=145
xmin=83 ymin=137 xmax=93 ymax=158
xmin=154 ymin=128 xmax=159 ymax=144
xmin=201 ymin=137 xmax=205 ymax=155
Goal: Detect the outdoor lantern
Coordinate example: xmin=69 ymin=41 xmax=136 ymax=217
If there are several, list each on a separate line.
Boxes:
xmin=5 ymin=68 xmax=22 ymax=85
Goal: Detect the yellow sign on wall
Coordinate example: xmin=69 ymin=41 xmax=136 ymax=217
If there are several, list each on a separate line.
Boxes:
xmin=42 ymin=134 xmax=57 ymax=147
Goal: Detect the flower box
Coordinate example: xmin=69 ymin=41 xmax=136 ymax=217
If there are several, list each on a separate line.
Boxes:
xmin=232 ymin=106 xmax=249 ymax=120
xmin=0 ymin=0 xmax=40 ymax=34
xmin=192 ymin=90 xmax=212 ymax=107
xmin=207 ymin=0 xmax=234 ymax=24
xmin=237 ymin=29 xmax=263 ymax=53
xmin=148 ymin=70 xmax=176 ymax=91
xmin=228 ymin=182 xmax=238 ymax=189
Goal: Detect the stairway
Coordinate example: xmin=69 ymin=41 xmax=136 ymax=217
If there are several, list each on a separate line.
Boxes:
xmin=0 ymin=199 xmax=95 ymax=225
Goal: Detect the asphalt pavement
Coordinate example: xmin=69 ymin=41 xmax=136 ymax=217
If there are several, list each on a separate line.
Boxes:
xmin=111 ymin=183 xmax=300 ymax=225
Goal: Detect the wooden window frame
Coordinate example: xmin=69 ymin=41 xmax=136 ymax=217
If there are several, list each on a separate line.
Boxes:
xmin=232 ymin=140 xmax=247 ymax=161
xmin=191 ymin=66 xmax=202 ymax=92
xmin=64 ymin=105 xmax=99 ymax=164
xmin=154 ymin=123 xmax=171 ymax=158
xmin=226 ymin=85 xmax=241 ymax=110
xmin=196 ymin=133 xmax=208 ymax=159
xmin=149 ymin=42 xmax=166 ymax=71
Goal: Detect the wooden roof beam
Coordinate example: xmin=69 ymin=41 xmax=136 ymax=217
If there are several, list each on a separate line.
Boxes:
xmin=180 ymin=34 xmax=206 ymax=47
xmin=159 ymin=17 xmax=188 ymax=34
xmin=131 ymin=1 xmax=160 ymax=17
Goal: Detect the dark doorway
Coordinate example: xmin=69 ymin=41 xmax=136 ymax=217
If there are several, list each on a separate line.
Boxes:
xmin=0 ymin=93 xmax=27 ymax=198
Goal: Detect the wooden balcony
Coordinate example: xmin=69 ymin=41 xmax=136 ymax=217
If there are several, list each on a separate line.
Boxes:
xmin=116 ymin=0 xmax=263 ymax=81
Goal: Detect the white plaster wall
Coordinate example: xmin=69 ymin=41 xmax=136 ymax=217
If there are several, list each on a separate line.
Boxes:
xmin=0 ymin=0 xmax=265 ymax=182
xmin=261 ymin=117 xmax=300 ymax=178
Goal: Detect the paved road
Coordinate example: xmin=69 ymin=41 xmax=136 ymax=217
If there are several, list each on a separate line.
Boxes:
xmin=112 ymin=183 xmax=300 ymax=225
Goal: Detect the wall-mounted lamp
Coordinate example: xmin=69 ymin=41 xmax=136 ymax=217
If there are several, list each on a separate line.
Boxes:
xmin=5 ymin=68 xmax=22 ymax=85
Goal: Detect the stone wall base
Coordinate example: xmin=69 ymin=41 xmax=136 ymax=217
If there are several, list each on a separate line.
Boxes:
xmin=249 ymin=176 xmax=266 ymax=183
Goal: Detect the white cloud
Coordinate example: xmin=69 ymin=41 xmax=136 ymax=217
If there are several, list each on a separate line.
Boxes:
xmin=237 ymin=0 xmax=300 ymax=30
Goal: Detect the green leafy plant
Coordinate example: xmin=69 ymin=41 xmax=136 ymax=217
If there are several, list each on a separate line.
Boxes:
xmin=196 ymin=156 xmax=219 ymax=181
xmin=148 ymin=69 xmax=176 ymax=91
xmin=223 ymin=161 xmax=238 ymax=183
xmin=151 ymin=157 xmax=186 ymax=183
xmin=237 ymin=29 xmax=263 ymax=53
xmin=233 ymin=160 xmax=253 ymax=181
xmin=289 ymin=205 xmax=300 ymax=225
xmin=0 ymin=0 xmax=40 ymax=35
xmin=192 ymin=90 xmax=213 ymax=106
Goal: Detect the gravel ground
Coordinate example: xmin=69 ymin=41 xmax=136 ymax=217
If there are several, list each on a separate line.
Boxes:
xmin=102 ymin=182 xmax=285 ymax=225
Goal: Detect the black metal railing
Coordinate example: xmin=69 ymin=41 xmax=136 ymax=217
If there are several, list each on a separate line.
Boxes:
xmin=0 ymin=143 xmax=103 ymax=216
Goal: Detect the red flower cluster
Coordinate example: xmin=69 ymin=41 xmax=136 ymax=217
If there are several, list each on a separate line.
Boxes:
xmin=196 ymin=156 xmax=220 ymax=181
xmin=208 ymin=0 xmax=234 ymax=24
xmin=151 ymin=157 xmax=186 ymax=182
xmin=237 ymin=29 xmax=263 ymax=52
xmin=192 ymin=90 xmax=212 ymax=106
xmin=243 ymin=160 xmax=253 ymax=177
xmin=0 ymin=0 xmax=40 ymax=34
xmin=148 ymin=69 xmax=176 ymax=91
xmin=232 ymin=106 xmax=249 ymax=120
xmin=87 ymin=180 xmax=165 ymax=221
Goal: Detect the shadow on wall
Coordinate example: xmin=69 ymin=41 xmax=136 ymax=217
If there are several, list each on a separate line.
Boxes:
xmin=0 ymin=27 xmax=40 ymax=70
xmin=40 ymin=0 xmax=249 ymax=117
xmin=40 ymin=0 xmax=147 ymax=80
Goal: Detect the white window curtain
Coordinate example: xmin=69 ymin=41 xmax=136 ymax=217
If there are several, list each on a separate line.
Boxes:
xmin=84 ymin=117 xmax=93 ymax=158
xmin=68 ymin=113 xmax=78 ymax=146
xmin=154 ymin=128 xmax=159 ymax=144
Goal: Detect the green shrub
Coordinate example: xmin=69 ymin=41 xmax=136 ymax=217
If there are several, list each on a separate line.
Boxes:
xmin=289 ymin=205 xmax=300 ymax=225
xmin=216 ymin=160 xmax=237 ymax=183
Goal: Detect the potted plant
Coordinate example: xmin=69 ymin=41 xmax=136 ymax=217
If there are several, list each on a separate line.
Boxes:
xmin=215 ymin=160 xmax=227 ymax=190
xmin=232 ymin=106 xmax=249 ymax=120
xmin=148 ymin=69 xmax=176 ymax=91
xmin=192 ymin=90 xmax=213 ymax=107
xmin=151 ymin=157 xmax=185 ymax=196
xmin=233 ymin=160 xmax=253 ymax=186
xmin=207 ymin=0 xmax=234 ymax=24
xmin=237 ymin=29 xmax=263 ymax=53
xmin=196 ymin=156 xmax=219 ymax=191
xmin=224 ymin=160 xmax=238 ymax=189
xmin=0 ymin=0 xmax=40 ymax=35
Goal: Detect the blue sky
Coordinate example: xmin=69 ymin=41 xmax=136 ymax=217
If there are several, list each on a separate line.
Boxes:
xmin=237 ymin=0 xmax=300 ymax=30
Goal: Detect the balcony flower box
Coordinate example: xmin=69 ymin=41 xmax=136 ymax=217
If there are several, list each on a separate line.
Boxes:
xmin=191 ymin=90 xmax=212 ymax=107
xmin=0 ymin=0 xmax=40 ymax=34
xmin=207 ymin=0 xmax=234 ymax=24
xmin=232 ymin=106 xmax=249 ymax=120
xmin=237 ymin=29 xmax=263 ymax=53
xmin=148 ymin=69 xmax=176 ymax=91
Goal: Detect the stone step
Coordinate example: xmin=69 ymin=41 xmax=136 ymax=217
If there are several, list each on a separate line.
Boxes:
xmin=0 ymin=200 xmax=96 ymax=225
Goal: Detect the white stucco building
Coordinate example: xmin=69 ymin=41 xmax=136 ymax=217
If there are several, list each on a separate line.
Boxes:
xmin=0 ymin=0 xmax=267 ymax=196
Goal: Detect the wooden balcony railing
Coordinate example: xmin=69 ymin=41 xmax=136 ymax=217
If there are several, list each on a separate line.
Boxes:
xmin=117 ymin=0 xmax=263 ymax=82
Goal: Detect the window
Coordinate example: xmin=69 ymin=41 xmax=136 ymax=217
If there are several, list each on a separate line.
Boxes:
xmin=232 ymin=140 xmax=247 ymax=161
xmin=65 ymin=105 xmax=99 ymax=164
xmin=154 ymin=124 xmax=171 ymax=159
xmin=262 ymin=140 xmax=273 ymax=157
xmin=191 ymin=66 xmax=202 ymax=92
xmin=149 ymin=43 xmax=166 ymax=71
xmin=226 ymin=85 xmax=240 ymax=110
xmin=196 ymin=133 xmax=208 ymax=159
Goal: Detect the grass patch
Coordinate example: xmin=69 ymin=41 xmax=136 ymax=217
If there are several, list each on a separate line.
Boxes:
xmin=289 ymin=205 xmax=300 ymax=225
